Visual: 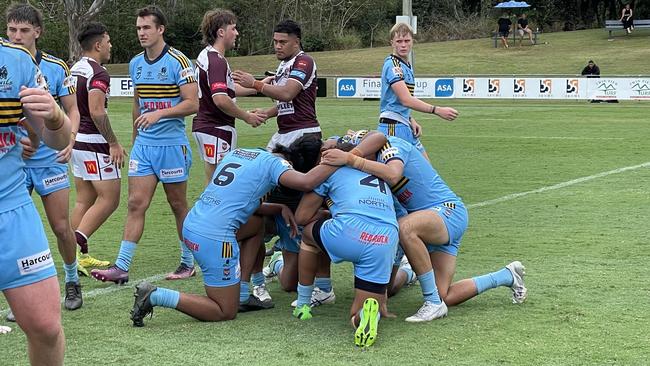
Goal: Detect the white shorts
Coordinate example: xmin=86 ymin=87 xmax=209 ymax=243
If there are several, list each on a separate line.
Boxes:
xmin=266 ymin=127 xmax=321 ymax=151
xmin=192 ymin=126 xmax=237 ymax=165
xmin=71 ymin=133 xmax=120 ymax=181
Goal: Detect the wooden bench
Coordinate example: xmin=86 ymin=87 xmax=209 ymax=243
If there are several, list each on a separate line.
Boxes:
xmin=492 ymin=30 xmax=540 ymax=48
xmin=606 ymin=19 xmax=650 ymax=38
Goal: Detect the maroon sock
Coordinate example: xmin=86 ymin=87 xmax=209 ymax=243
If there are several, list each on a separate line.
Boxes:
xmin=75 ymin=231 xmax=88 ymax=254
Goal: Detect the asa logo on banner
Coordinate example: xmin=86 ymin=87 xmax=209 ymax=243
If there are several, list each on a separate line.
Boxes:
xmin=338 ymin=79 xmax=356 ymax=97
xmin=435 ymin=79 xmax=454 ymax=97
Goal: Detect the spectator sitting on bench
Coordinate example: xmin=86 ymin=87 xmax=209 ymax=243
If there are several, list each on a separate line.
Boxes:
xmin=497 ymin=13 xmax=512 ymax=48
xmin=620 ymin=3 xmax=634 ymax=34
xmin=517 ymin=13 xmax=534 ymax=46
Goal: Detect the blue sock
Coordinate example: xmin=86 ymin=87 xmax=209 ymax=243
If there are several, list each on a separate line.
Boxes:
xmin=272 ymin=258 xmax=284 ymax=275
xmin=115 ymin=241 xmax=137 ymax=271
xmin=297 ymin=283 xmax=314 ymax=307
xmin=150 ymin=287 xmax=180 ymax=309
xmin=399 ymin=266 xmax=415 ymax=284
xmin=240 ymin=281 xmax=250 ymax=303
xmin=180 ymin=240 xmax=194 ymax=267
xmin=472 ymin=267 xmax=514 ymax=294
xmin=63 ymin=261 xmax=79 ymax=283
xmin=418 ymin=270 xmax=442 ymax=304
xmin=314 ymin=277 xmax=332 ymax=293
xmin=252 ymin=272 xmax=265 ymax=287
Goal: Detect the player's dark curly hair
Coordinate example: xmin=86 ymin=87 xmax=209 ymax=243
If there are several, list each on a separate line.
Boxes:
xmin=274 ymin=19 xmax=301 ymax=39
xmin=272 ymin=135 xmax=322 ymax=173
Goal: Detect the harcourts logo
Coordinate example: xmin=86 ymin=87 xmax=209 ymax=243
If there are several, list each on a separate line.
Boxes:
xmin=18 ymin=249 xmax=54 ymax=275
xmin=435 ymin=78 xmax=454 ymax=97
xmin=338 ymin=79 xmax=356 ymax=97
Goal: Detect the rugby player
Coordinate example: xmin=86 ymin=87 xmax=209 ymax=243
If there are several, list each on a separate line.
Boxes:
xmin=322 ymin=131 xmax=527 ymax=322
xmin=69 ymin=22 xmax=122 ymax=270
xmin=6 ymin=3 xmax=83 ymax=310
xmin=1 ymin=37 xmax=71 ymax=365
xmin=193 ymin=9 xmax=266 ymax=186
xmin=129 ymin=135 xmax=337 ymax=325
xmin=293 ymin=148 xmax=398 ymax=348
xmin=233 ymin=20 xmax=326 ymax=304
xmin=91 ymin=6 xmax=199 ymax=284
xmin=379 ymin=23 xmax=458 ymax=159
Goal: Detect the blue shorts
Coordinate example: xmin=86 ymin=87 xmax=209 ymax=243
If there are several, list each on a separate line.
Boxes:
xmin=24 ymin=165 xmax=70 ymax=196
xmin=319 ymin=215 xmax=397 ymax=285
xmin=128 ymin=142 xmax=192 ymax=183
xmin=0 ymin=203 xmax=56 ymax=291
xmin=274 ymin=214 xmax=301 ymax=253
xmin=425 ymin=202 xmax=469 ymax=257
xmin=378 ymin=120 xmax=426 ymax=154
xmin=182 ymin=227 xmax=240 ymax=288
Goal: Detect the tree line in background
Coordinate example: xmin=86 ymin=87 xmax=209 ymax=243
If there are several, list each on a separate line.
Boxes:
xmin=0 ymin=0 xmax=647 ymax=63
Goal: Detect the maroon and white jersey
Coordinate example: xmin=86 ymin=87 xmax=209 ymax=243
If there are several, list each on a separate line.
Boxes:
xmin=273 ymin=51 xmax=319 ymax=133
xmin=71 ymin=56 xmax=110 ymax=136
xmin=192 ymin=45 xmax=236 ymax=132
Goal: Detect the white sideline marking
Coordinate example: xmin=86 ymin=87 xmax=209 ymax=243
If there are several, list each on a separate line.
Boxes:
xmin=467 ymin=161 xmax=650 ymax=209
xmin=2 ymin=161 xmax=648 ymax=316
xmin=0 ymin=273 xmax=167 ymax=317
xmin=428 ymin=134 xmax=624 ymax=140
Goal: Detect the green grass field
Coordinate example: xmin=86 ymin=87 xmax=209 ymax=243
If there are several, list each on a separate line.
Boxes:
xmin=1 ymin=96 xmax=649 ymax=365
xmin=3 ymin=27 xmax=650 ymax=364
xmin=106 ymin=28 xmax=650 ymax=76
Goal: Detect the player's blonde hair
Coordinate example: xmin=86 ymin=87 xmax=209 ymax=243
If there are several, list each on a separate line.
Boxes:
xmin=200 ymin=9 xmax=237 ymax=46
xmin=390 ymin=22 xmax=414 ymax=40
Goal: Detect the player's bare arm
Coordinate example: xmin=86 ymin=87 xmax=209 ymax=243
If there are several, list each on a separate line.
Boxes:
xmin=255 ymin=203 xmax=298 ymax=237
xmin=131 ymin=91 xmax=140 ymax=144
xmin=213 ymin=94 xmax=264 ymax=127
xmin=392 ymin=81 xmax=459 ymax=121
xmin=89 ymin=89 xmax=125 ymax=168
xmin=278 ymin=164 xmax=338 ymax=192
xmin=56 ymin=93 xmax=80 ymax=163
xmin=294 ymin=191 xmax=325 ymax=226
xmin=232 ymin=70 xmax=302 ymax=102
xmin=321 ymin=149 xmax=404 ymax=186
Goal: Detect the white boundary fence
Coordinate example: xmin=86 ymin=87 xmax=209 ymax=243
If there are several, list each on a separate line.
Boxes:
xmin=334 ymin=76 xmax=650 ymax=100
xmin=109 ymin=76 xmax=650 ymax=100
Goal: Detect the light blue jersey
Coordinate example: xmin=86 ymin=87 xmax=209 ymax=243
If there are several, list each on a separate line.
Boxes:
xmin=0 ymin=41 xmax=44 ymax=213
xmin=314 ymin=166 xmax=397 ymax=229
xmin=0 ymin=41 xmax=56 ymax=290
xmin=25 ymin=51 xmax=75 ymax=168
xmin=184 ymin=148 xmax=292 ymax=238
xmin=379 ymin=136 xmax=460 ymax=211
xmin=379 ymin=55 xmax=414 ymax=126
xmin=129 ymin=45 xmax=196 ymax=146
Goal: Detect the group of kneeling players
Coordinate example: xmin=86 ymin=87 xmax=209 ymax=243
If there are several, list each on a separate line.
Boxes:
xmin=1 ymin=3 xmax=528 ymax=362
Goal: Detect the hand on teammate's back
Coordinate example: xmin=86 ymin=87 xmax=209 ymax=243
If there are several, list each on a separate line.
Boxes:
xmin=321 ymin=149 xmax=349 ymax=166
xmin=109 ymin=142 xmax=126 ymax=169
xmin=435 ymin=107 xmax=459 ymax=121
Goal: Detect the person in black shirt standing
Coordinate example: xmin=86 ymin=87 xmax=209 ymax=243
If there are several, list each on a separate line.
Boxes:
xmin=496 ymin=13 xmax=512 ymax=49
xmin=517 ymin=13 xmax=534 ymax=46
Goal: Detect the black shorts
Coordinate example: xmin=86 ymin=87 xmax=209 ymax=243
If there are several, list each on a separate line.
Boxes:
xmin=499 ymin=30 xmax=510 ymax=37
